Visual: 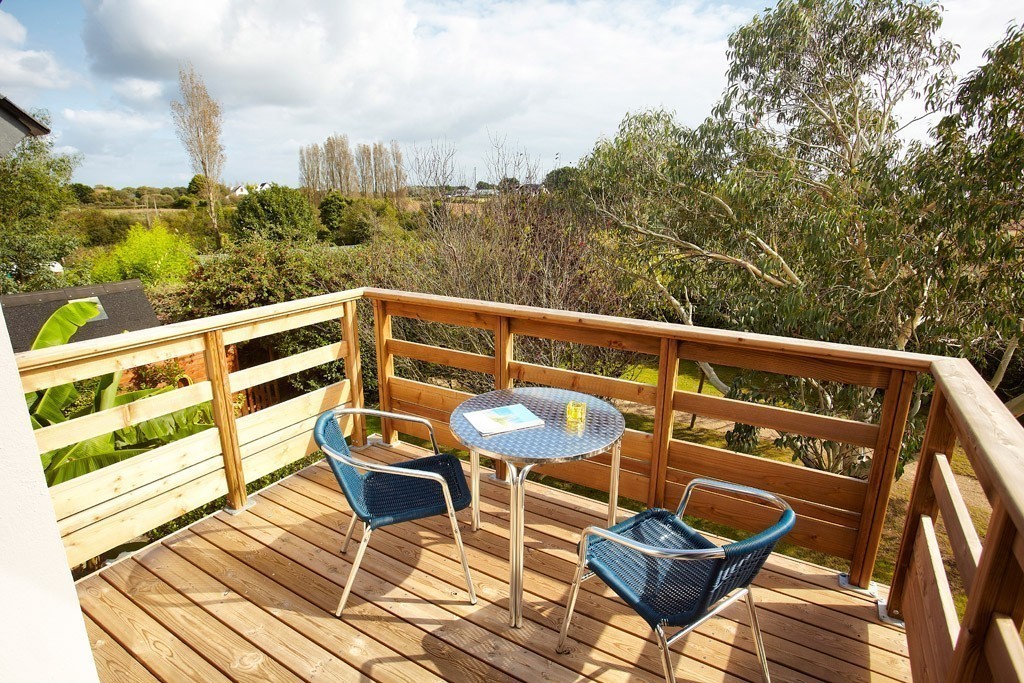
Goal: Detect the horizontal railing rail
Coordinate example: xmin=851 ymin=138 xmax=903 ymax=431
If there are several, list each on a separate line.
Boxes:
xmin=15 ymin=288 xmax=365 ymax=567
xmin=363 ymin=288 xmax=928 ymax=586
xmin=888 ymin=358 xmax=1024 ymax=681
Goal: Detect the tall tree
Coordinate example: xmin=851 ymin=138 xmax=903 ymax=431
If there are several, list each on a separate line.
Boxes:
xmin=355 ymin=143 xmax=374 ymax=196
xmin=171 ymin=63 xmax=225 ymax=244
xmin=581 ymin=0 xmax=978 ymax=475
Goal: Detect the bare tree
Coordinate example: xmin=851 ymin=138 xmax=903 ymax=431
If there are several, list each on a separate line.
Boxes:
xmin=298 ymin=143 xmax=327 ymax=204
xmin=324 ymin=134 xmax=357 ymax=194
xmin=389 ymin=140 xmax=406 ymax=199
xmin=171 ymin=63 xmax=225 ymax=242
xmin=355 ymin=143 xmax=373 ymax=196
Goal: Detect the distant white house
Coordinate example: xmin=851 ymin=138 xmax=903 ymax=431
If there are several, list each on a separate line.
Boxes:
xmin=229 ymin=184 xmax=249 ymax=197
xmin=255 ymin=182 xmax=273 ymax=192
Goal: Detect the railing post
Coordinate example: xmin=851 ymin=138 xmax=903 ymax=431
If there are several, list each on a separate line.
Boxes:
xmin=372 ymin=299 xmax=398 ymax=445
xmin=342 ymin=300 xmax=365 ymax=446
xmin=648 ymin=337 xmax=678 ymax=508
xmin=888 ymin=387 xmax=955 ymax=617
xmin=849 ymin=369 xmax=917 ymax=587
xmin=950 ymin=501 xmax=1024 ymax=681
xmin=492 ymin=316 xmax=513 ymax=481
xmin=202 ymin=329 xmax=248 ymax=511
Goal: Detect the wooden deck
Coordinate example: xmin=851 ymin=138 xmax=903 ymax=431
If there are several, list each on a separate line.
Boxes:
xmin=77 ymin=440 xmax=910 ymax=682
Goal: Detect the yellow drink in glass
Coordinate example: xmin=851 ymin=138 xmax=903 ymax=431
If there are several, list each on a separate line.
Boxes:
xmin=566 ymin=400 xmax=587 ymax=431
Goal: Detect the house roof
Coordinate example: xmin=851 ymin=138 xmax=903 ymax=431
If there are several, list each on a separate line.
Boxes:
xmin=0 ymin=97 xmax=50 ymax=137
xmin=1 ymin=279 xmax=161 ymax=353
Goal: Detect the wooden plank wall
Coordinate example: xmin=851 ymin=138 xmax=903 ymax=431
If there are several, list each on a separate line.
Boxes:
xmin=17 ymin=289 xmax=365 ymax=568
xmin=366 ymin=290 xmax=923 ymax=576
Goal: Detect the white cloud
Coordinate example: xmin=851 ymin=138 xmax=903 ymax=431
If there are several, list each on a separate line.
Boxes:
xmin=111 ymin=78 xmax=164 ymax=106
xmin=76 ymin=0 xmax=748 ymax=184
xmin=55 ymin=0 xmax=1024 ymax=186
xmin=0 ymin=10 xmax=71 ymax=91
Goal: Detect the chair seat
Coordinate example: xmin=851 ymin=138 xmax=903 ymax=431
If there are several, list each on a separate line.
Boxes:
xmin=362 ymin=453 xmax=472 ymax=528
xmin=588 ymin=508 xmax=721 ymax=628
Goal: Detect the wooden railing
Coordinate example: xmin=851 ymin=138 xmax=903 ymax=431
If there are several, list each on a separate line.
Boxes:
xmin=16 ymin=288 xmax=365 ymax=567
xmin=888 ymin=358 xmax=1024 ymax=681
xmin=364 ymin=288 xmax=935 ymax=587
xmin=16 ymin=285 xmax=1024 ymax=680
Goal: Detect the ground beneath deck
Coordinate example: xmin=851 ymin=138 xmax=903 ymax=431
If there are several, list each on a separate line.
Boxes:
xmin=76 ymin=440 xmax=910 ymax=682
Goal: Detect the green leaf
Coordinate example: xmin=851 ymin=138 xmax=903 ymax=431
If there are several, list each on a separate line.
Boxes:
xmin=28 ymin=301 xmax=100 ymax=350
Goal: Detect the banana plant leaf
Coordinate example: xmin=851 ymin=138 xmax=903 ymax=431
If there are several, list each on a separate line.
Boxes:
xmin=24 ymin=301 xmax=100 ymax=426
xmin=27 ymin=301 xmax=217 ymax=486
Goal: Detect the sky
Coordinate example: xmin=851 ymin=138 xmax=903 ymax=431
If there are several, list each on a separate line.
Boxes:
xmin=0 ymin=0 xmax=1020 ymax=188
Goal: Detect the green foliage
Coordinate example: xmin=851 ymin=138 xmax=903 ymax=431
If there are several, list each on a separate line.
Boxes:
xmin=162 ymin=237 xmax=374 ymax=395
xmin=70 ymin=183 xmax=96 ymax=204
xmin=577 ymin=0 xmax=1014 ymax=477
xmin=67 ymin=208 xmax=132 ymax=246
xmin=319 ymin=192 xmax=403 ymax=245
xmin=24 ymin=302 xmax=213 ymax=485
xmin=187 ymin=174 xmax=207 ymax=196
xmin=233 ymin=185 xmax=318 ymax=242
xmin=475 ymin=181 xmax=495 ymax=190
xmin=543 ymin=166 xmax=581 ymax=193
xmin=91 ymin=221 xmax=195 ymax=286
xmin=0 ymin=115 xmax=80 ymax=294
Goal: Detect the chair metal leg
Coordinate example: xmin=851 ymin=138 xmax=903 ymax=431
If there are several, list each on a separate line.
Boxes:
xmin=655 ymin=623 xmax=677 ymax=683
xmin=447 ymin=506 xmax=477 ymax=604
xmin=341 ymin=514 xmax=358 ymax=554
xmin=745 ymin=588 xmax=772 ymax=682
xmin=556 ymin=553 xmax=588 ymax=653
xmin=336 ymin=524 xmax=372 ymax=617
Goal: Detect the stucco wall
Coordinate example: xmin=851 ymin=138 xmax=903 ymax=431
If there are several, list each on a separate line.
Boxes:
xmin=0 ymin=306 xmax=98 ymax=681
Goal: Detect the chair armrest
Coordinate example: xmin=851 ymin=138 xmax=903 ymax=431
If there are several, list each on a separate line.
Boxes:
xmin=331 ymin=407 xmax=439 ymax=455
xmin=580 ymin=525 xmax=726 ymax=561
xmin=675 ymin=477 xmax=791 ymax=519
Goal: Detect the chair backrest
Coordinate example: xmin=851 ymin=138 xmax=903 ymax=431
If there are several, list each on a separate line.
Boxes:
xmin=707 ymin=507 xmax=796 ymax=607
xmin=313 ymin=410 xmax=369 ymax=520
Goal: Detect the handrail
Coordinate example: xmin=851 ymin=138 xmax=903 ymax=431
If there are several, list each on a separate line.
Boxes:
xmin=888 ymin=357 xmax=1024 ymax=681
xmin=16 ymin=287 xmax=365 ymax=373
xmin=362 ymin=288 xmax=940 ymax=372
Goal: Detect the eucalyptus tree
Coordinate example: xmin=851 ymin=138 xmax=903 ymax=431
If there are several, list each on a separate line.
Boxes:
xmin=579 ymin=0 xmax=1024 ymax=475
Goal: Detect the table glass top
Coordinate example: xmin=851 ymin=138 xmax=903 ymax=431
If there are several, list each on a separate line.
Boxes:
xmin=449 ymin=387 xmax=625 ymax=464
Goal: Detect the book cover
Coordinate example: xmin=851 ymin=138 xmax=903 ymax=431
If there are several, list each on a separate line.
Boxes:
xmin=463 ymin=403 xmax=544 ymax=436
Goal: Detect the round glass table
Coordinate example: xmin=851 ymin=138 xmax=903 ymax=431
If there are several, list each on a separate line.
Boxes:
xmin=450 ymin=387 xmax=625 ymax=627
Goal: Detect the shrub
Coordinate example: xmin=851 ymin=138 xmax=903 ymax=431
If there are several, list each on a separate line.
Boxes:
xmin=91 ymin=221 xmax=195 ymax=286
xmin=232 ymin=185 xmax=318 ymax=242
xmin=67 ymin=208 xmax=132 ymax=246
xmin=319 ymin=192 xmax=405 ymax=245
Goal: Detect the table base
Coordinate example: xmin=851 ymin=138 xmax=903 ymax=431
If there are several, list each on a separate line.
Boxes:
xmin=469 ymin=441 xmax=622 ymax=628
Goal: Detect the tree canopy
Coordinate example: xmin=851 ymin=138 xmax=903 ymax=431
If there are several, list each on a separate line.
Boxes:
xmin=580 ymin=0 xmax=1022 ymax=474
xmin=0 ymin=117 xmax=79 ymax=294
xmin=232 ymin=185 xmax=319 ymax=242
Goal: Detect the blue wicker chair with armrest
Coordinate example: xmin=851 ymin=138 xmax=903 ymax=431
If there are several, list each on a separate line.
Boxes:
xmin=314 ymin=407 xmax=477 ymax=616
xmin=556 ymin=478 xmax=795 ymax=682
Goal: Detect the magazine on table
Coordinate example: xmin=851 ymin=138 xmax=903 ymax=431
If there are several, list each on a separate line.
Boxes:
xmin=463 ymin=403 xmax=544 ymax=436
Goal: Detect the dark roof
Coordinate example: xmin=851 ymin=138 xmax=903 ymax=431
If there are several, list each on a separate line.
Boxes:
xmin=0 ymin=97 xmax=50 ymax=137
xmin=1 ymin=280 xmax=160 ymax=353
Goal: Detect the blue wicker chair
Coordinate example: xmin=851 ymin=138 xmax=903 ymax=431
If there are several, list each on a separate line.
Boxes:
xmin=314 ymin=408 xmax=477 ymax=616
xmin=557 ymin=478 xmax=795 ymax=682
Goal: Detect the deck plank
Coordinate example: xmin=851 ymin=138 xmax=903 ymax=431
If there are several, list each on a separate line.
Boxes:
xmin=79 ymin=439 xmax=911 ymax=683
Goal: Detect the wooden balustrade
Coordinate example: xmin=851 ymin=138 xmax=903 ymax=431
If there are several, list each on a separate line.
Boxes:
xmin=15 ymin=285 xmax=1024 ymax=682
xmin=16 ymin=288 xmax=364 ymax=567
xmin=363 ymin=288 xmax=934 ymax=584
xmin=887 ymin=357 xmax=1024 ymax=681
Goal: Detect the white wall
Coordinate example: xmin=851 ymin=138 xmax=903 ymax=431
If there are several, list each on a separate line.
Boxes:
xmin=0 ymin=306 xmax=98 ymax=682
